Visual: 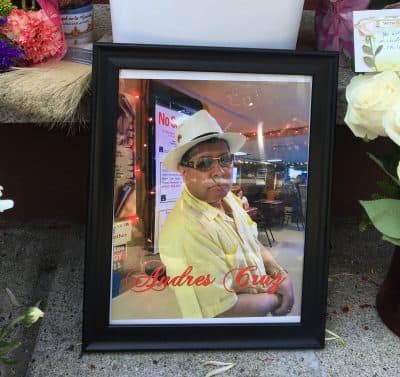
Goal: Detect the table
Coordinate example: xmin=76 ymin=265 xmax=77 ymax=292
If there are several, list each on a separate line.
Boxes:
xmin=255 ymin=199 xmax=284 ymax=206
xmin=254 ymin=199 xmax=285 ymax=227
xmin=245 ymin=206 xmax=258 ymax=220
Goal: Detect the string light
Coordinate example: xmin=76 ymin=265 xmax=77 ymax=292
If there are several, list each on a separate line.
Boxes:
xmin=234 ymin=159 xmax=307 ymax=167
xmin=130 ymin=90 xmax=140 ymax=100
xmin=242 ymin=126 xmax=308 ymax=139
xmin=127 ymin=214 xmax=140 ymax=225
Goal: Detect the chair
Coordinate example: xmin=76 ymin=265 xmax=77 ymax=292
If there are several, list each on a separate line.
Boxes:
xmin=253 ymin=201 xmax=276 ymax=247
xmin=282 ymin=183 xmax=305 ymax=230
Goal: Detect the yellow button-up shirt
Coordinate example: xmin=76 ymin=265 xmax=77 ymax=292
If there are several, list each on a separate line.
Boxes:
xmin=159 ymin=186 xmax=267 ymax=318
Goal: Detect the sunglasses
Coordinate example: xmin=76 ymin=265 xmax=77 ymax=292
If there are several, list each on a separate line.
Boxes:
xmin=181 ymin=152 xmax=234 ymax=171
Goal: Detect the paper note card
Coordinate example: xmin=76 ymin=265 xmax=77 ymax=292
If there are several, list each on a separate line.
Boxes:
xmin=353 ymin=9 xmax=400 ymax=72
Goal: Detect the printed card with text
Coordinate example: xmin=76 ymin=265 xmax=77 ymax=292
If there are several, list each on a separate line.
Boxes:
xmin=353 ymin=9 xmax=400 ymax=72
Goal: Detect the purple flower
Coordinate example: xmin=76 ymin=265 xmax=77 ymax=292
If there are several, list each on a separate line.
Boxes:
xmin=0 ymin=39 xmax=24 ymax=70
xmin=0 ymin=17 xmax=7 ymax=26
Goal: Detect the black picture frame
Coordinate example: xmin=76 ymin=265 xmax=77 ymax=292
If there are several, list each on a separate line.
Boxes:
xmin=83 ymin=43 xmax=338 ymax=351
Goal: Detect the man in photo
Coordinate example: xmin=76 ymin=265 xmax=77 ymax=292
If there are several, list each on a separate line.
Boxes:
xmin=159 ymin=109 xmax=294 ymax=318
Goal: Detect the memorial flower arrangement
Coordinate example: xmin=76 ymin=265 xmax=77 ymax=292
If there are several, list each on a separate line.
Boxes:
xmin=0 ymin=0 xmax=66 ymax=70
xmin=344 ymin=71 xmax=400 ymax=246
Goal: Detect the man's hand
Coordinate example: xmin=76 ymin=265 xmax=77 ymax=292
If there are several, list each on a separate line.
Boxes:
xmin=258 ymin=244 xmax=295 ymax=316
xmin=271 ymin=272 xmax=294 ymax=316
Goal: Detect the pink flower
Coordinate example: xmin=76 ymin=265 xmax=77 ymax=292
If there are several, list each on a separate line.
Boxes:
xmin=315 ymin=0 xmax=370 ymax=64
xmin=0 ymin=7 xmax=65 ymax=65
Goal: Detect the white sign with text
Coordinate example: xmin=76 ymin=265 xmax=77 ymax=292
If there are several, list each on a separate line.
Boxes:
xmin=154 ymin=104 xmax=187 ymax=252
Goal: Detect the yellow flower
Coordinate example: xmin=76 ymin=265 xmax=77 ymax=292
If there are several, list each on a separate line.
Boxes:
xmin=0 ymin=0 xmax=14 ymax=17
xmin=344 ymin=72 xmax=400 ymax=140
xmin=23 ymin=306 xmax=44 ymax=327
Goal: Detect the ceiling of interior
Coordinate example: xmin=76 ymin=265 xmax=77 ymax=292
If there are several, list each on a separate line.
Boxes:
xmin=120 ymin=77 xmax=312 ymax=163
xmin=160 ymin=79 xmax=312 ymax=135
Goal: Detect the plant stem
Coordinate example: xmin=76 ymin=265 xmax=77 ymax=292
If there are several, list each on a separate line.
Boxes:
xmin=21 ymin=0 xmax=26 ymax=11
xmin=0 ymin=315 xmax=24 ymax=341
xmin=368 ymin=36 xmax=378 ymax=71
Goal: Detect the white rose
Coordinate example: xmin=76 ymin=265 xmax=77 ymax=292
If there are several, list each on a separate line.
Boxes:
xmin=355 ymin=19 xmax=377 ymax=37
xmin=344 ymin=72 xmax=400 ymax=140
xmin=382 ymin=101 xmax=400 ymax=146
xmin=397 ymin=160 xmax=400 ymax=181
xmin=0 ymin=185 xmax=14 ymax=212
xmin=23 ymin=306 xmax=44 ymax=327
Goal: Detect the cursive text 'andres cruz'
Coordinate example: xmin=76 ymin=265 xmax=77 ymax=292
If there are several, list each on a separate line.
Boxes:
xmin=125 ymin=264 xmax=285 ymax=294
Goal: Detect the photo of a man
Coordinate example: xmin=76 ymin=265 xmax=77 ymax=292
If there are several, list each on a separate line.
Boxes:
xmin=159 ymin=109 xmax=295 ymax=318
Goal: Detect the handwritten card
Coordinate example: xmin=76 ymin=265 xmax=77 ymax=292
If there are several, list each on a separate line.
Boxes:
xmin=353 ymin=9 xmax=400 ymax=72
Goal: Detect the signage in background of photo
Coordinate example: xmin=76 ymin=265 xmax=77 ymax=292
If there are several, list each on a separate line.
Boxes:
xmin=153 ymin=104 xmax=188 ymax=252
xmin=232 ymin=166 xmax=238 ymax=183
xmin=113 ymin=220 xmax=132 ymax=246
xmin=112 ymin=220 xmax=131 ymax=271
xmin=112 ymin=244 xmax=127 ymax=271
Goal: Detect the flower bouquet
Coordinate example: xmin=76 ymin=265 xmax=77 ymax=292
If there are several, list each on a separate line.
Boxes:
xmin=344 ymin=71 xmax=400 ymax=246
xmin=0 ymin=0 xmax=66 ymax=70
xmin=345 ymin=71 xmax=400 ymax=336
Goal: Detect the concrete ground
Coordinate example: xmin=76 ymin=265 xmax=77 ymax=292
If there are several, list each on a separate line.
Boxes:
xmin=0 ymin=217 xmax=399 ymax=377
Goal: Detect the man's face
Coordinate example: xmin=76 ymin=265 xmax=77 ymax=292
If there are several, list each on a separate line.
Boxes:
xmin=178 ymin=140 xmax=233 ymax=206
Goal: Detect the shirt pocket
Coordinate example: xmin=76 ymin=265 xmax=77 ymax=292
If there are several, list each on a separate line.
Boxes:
xmin=215 ymin=220 xmax=239 ymax=249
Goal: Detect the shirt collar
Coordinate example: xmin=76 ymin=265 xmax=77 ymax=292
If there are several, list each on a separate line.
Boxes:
xmin=182 ymin=185 xmax=235 ymax=222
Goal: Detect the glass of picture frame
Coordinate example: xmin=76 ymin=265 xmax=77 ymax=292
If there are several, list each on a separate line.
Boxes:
xmin=83 ymin=44 xmax=338 ymax=351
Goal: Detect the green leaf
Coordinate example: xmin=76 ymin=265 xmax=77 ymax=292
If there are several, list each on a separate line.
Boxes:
xmin=0 ymin=340 xmax=20 ymax=355
xmin=0 ymin=315 xmax=24 ymax=340
xmin=382 ymin=235 xmax=400 ymax=246
xmin=363 ymin=56 xmax=375 ymax=68
xmin=360 ymin=199 xmax=400 ymax=239
xmin=362 ymin=45 xmax=373 ymax=55
xmin=325 ymin=329 xmax=347 ymax=348
xmin=375 ymin=45 xmax=383 ymax=56
xmin=367 ymin=153 xmax=400 ymax=187
xmin=0 ymin=356 xmax=18 ymax=365
xmin=0 ymin=323 xmax=15 ymax=341
xmin=339 ymin=49 xmax=354 ymax=70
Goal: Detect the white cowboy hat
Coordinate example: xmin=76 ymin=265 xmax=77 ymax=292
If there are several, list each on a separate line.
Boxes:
xmin=163 ymin=109 xmax=246 ymax=171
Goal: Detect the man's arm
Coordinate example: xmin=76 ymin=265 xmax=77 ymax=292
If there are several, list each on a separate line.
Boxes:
xmin=259 ymin=243 xmax=295 ymax=316
xmin=216 ymin=293 xmax=280 ymax=317
xmin=259 ymin=243 xmax=285 ymax=276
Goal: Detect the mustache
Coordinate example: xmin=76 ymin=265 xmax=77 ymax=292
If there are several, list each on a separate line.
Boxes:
xmin=187 ymin=177 xmax=232 ymax=187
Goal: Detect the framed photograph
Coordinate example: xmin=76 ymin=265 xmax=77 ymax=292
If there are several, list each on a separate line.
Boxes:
xmin=83 ymin=43 xmax=338 ymax=351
